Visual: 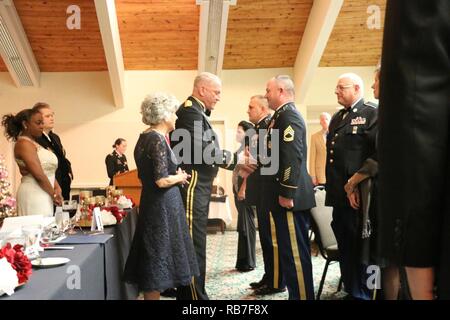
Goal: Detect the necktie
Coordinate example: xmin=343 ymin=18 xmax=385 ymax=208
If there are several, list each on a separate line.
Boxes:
xmin=341 ymin=108 xmax=350 ymax=120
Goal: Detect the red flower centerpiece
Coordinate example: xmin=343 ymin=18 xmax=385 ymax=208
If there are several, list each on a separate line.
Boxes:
xmin=0 ymin=243 xmax=32 ymax=284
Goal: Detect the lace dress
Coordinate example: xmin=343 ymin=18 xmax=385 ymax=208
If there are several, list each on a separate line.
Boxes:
xmin=123 ymin=131 xmax=199 ymax=292
xmin=15 ymin=136 xmax=58 ymax=217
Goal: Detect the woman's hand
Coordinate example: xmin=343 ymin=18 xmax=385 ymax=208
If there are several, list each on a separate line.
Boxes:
xmin=347 ymin=190 xmax=360 ymax=210
xmin=53 ymin=192 xmax=63 ymax=206
xmin=237 ymin=189 xmax=245 ymax=201
xmin=177 ymin=168 xmax=190 ymax=185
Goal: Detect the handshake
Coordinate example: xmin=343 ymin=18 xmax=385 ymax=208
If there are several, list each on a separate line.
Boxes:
xmin=237 ymin=147 xmax=257 ymax=178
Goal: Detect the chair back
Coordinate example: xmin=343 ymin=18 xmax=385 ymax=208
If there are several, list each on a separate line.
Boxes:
xmin=310 ymin=187 xmax=337 ymax=252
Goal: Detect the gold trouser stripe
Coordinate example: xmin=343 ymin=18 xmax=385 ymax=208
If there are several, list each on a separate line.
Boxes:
xmin=269 ymin=212 xmax=280 ymax=288
xmin=372 ymin=289 xmax=377 ymax=300
xmin=186 ymin=170 xmax=197 ymax=236
xmin=287 ymin=211 xmax=307 ymax=300
xmin=190 ymin=277 xmax=197 ymax=300
xmin=189 ymin=170 xmax=198 ymax=237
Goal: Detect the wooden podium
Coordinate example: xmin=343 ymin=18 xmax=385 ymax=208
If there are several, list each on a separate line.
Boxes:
xmin=113 ymin=169 xmax=142 ymax=206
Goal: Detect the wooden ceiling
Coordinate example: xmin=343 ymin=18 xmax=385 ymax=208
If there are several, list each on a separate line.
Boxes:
xmin=223 ymin=0 xmax=313 ymax=69
xmin=5 ymin=0 xmax=107 ymax=72
xmin=0 ymin=0 xmax=385 ymax=72
xmin=116 ymin=0 xmax=199 ymax=70
xmin=320 ymin=0 xmax=386 ymax=67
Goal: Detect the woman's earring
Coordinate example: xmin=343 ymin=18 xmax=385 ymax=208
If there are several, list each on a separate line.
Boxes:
xmin=24 ymin=125 xmax=28 ymax=130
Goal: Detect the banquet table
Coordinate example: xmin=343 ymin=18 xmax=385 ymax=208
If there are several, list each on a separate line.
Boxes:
xmin=2 ymin=244 xmax=105 ymax=300
xmin=1 ymin=207 xmax=139 ymax=300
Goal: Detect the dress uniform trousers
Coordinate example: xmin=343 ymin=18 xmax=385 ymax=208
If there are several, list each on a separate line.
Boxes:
xmin=255 ymin=198 xmax=286 ymax=289
xmin=269 ymin=204 xmax=314 ymax=300
xmin=176 ymin=169 xmax=212 ymax=300
xmin=331 ymin=206 xmax=371 ymax=300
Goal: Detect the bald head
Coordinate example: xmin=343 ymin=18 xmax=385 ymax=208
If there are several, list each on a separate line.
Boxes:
xmin=192 ymin=72 xmax=222 ymax=111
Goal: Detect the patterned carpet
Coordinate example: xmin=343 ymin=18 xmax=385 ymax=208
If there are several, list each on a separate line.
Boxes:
xmin=163 ymin=231 xmax=346 ymax=300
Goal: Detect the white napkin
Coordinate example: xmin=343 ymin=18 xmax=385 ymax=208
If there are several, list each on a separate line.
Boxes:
xmin=0 ymin=257 xmax=19 ymax=296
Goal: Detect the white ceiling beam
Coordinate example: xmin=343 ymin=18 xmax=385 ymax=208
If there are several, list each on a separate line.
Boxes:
xmin=94 ymin=0 xmax=125 ymax=108
xmin=196 ymin=0 xmax=236 ymax=76
xmin=0 ymin=0 xmax=40 ymax=87
xmin=293 ymin=0 xmax=343 ymax=104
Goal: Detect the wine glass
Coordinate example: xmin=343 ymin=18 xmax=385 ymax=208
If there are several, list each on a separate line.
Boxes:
xmin=21 ymin=225 xmax=42 ymax=259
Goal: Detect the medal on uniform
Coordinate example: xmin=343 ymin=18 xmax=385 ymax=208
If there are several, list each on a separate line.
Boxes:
xmin=352 ymin=126 xmax=358 ymax=134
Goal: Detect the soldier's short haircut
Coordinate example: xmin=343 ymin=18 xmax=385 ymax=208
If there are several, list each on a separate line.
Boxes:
xmin=194 ymin=72 xmax=222 ymax=88
xmin=338 ymin=73 xmax=365 ymax=96
xmin=140 ymin=92 xmax=180 ymax=126
xmin=250 ymin=94 xmax=269 ymax=109
xmin=274 ymin=75 xmax=295 ymax=97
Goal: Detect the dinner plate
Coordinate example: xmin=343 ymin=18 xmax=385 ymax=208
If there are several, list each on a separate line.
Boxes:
xmin=31 ymin=257 xmax=70 ymax=268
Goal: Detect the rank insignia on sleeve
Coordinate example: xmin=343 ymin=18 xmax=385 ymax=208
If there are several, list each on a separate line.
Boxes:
xmin=283 ymin=125 xmax=294 ymax=142
xmin=283 ymin=167 xmax=291 ymax=182
xmin=184 ymin=100 xmax=192 ymax=107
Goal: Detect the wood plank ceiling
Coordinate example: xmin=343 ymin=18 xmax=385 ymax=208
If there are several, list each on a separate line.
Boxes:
xmin=116 ymin=0 xmax=199 ymax=70
xmin=0 ymin=0 xmax=385 ymax=72
xmin=2 ymin=0 xmax=107 ymax=72
xmin=319 ymin=0 xmax=386 ymax=67
xmin=224 ymin=0 xmax=313 ymax=69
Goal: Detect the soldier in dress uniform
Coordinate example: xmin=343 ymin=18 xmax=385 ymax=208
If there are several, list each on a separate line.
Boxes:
xmin=105 ymin=138 xmax=129 ymax=186
xmin=33 ymin=102 xmax=73 ymax=200
xmin=261 ymin=75 xmax=316 ymax=300
xmin=246 ymin=95 xmax=287 ymax=295
xmin=170 ymin=72 xmax=242 ymax=300
xmin=325 ymin=73 xmax=377 ymax=300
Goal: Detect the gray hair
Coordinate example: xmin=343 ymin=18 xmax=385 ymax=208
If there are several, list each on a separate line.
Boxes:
xmin=250 ymin=94 xmax=269 ymax=109
xmin=140 ymin=92 xmax=180 ymax=126
xmin=338 ymin=73 xmax=364 ymax=97
xmin=194 ymin=72 xmax=222 ymax=89
xmin=319 ymin=112 xmax=331 ymax=120
xmin=274 ymin=75 xmax=295 ymax=97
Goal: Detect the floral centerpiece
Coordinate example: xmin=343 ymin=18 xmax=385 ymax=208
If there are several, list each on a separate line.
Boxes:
xmin=77 ymin=203 xmax=128 ymax=227
xmin=0 ymin=243 xmax=32 ymax=296
xmin=0 ymin=155 xmax=16 ymax=226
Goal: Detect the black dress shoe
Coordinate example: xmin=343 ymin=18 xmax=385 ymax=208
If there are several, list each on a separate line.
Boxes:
xmin=250 ymin=278 xmax=266 ymax=289
xmin=253 ymin=285 xmax=287 ymax=296
xmin=161 ymin=288 xmax=177 ymax=298
xmin=236 ymin=266 xmax=255 ymax=272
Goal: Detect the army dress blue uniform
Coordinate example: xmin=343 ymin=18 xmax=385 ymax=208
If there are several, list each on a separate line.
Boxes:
xmin=105 ymin=150 xmax=129 ymax=186
xmin=261 ymin=102 xmax=316 ymax=300
xmin=171 ymin=96 xmax=235 ymax=300
xmin=249 ymin=114 xmax=287 ymax=291
xmin=325 ymin=98 xmax=377 ymax=300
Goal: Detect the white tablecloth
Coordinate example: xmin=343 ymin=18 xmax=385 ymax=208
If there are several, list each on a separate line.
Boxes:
xmin=208 ymin=197 xmax=232 ymax=225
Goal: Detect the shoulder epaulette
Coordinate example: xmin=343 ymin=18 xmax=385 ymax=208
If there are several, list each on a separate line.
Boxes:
xmin=364 ymin=101 xmax=378 ymax=108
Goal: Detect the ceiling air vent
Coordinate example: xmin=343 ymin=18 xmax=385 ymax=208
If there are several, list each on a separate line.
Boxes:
xmin=0 ymin=0 xmax=40 ymax=87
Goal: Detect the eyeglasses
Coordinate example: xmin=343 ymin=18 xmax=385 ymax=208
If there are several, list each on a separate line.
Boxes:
xmin=335 ymin=84 xmax=354 ymax=91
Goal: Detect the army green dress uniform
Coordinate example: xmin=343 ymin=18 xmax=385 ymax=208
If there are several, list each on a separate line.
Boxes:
xmin=105 ymin=150 xmax=129 ymax=186
xmin=171 ymin=96 xmax=235 ymax=300
xmin=325 ymin=98 xmax=377 ymax=299
xmin=261 ymin=102 xmax=316 ymax=300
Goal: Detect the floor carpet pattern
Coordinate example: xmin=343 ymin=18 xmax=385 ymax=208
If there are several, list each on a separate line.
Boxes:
xmin=198 ymin=231 xmax=346 ymax=300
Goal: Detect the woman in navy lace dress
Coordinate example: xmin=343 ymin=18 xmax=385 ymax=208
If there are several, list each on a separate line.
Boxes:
xmin=124 ymin=92 xmax=199 ymax=300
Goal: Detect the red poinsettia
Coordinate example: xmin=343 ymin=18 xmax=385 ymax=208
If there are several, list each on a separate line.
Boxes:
xmin=0 ymin=243 xmax=32 ymax=284
xmin=102 ymin=206 xmax=127 ymax=224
